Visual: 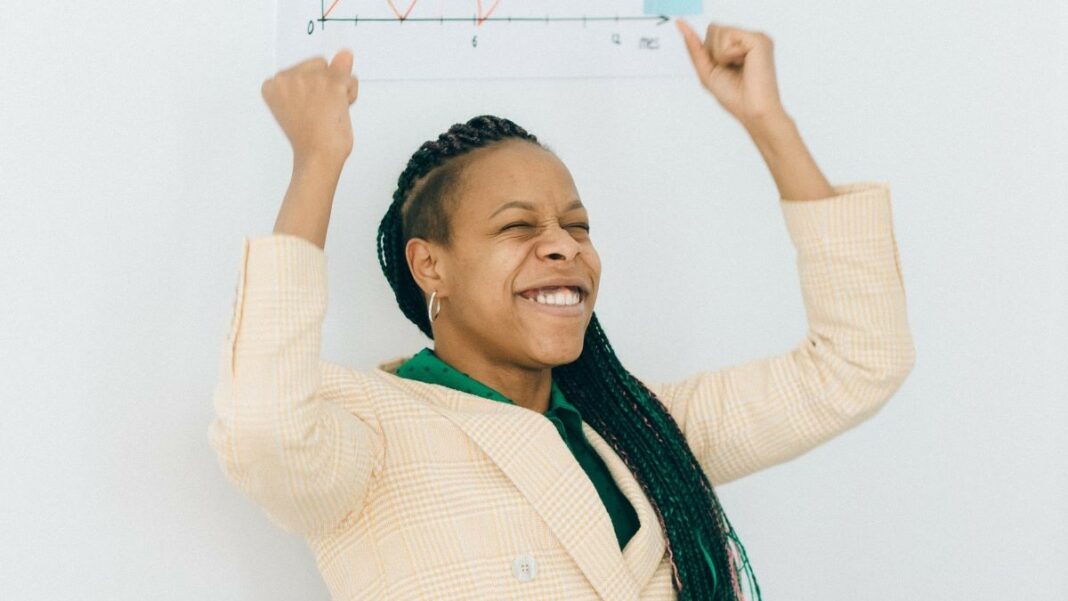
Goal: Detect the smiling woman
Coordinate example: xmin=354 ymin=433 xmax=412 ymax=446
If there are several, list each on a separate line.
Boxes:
xmin=375 ymin=114 xmax=758 ymax=599
xmin=209 ymin=24 xmax=915 ymax=601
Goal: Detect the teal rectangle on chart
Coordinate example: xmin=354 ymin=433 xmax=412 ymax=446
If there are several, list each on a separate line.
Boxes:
xmin=644 ymin=0 xmax=703 ymax=16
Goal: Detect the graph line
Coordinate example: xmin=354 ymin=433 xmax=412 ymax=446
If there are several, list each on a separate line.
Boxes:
xmin=319 ymin=1 xmax=670 ymax=27
xmin=325 ymin=0 xmax=344 ymax=18
xmin=318 ymin=15 xmax=672 ymax=26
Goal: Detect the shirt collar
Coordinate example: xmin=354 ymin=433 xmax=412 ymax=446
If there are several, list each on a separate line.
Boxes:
xmin=394 ymin=346 xmax=583 ymax=420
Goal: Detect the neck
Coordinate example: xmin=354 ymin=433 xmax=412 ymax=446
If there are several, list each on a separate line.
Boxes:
xmin=431 ymin=342 xmax=552 ymax=414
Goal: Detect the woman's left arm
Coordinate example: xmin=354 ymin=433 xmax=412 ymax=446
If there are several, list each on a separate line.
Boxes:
xmin=647 ymin=21 xmax=917 ymax=485
xmin=644 ymin=179 xmax=916 ymax=485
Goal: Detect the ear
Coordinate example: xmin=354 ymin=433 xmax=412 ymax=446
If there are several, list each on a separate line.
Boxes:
xmin=405 ymin=237 xmax=448 ymax=300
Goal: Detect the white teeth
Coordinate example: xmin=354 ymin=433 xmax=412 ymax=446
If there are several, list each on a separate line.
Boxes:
xmin=533 ymin=288 xmax=581 ymax=306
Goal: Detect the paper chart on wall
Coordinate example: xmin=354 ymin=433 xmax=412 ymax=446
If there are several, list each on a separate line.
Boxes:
xmin=277 ymin=0 xmax=708 ymax=80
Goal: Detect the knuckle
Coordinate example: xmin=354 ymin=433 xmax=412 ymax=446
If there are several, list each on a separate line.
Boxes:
xmin=297 ymin=56 xmax=326 ymax=72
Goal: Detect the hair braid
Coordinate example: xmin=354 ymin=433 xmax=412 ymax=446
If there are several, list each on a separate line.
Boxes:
xmin=376 ymin=114 xmax=761 ymax=600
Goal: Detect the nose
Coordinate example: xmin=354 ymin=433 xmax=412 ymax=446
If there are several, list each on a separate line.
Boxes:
xmin=536 ymin=222 xmax=582 ymax=261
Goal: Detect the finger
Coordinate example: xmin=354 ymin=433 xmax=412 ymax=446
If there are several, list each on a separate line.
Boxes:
xmin=717 ymin=29 xmax=747 ymax=65
xmin=346 ymin=75 xmax=358 ymax=104
xmin=329 ymin=48 xmax=354 ymax=74
xmin=675 ymin=18 xmax=717 ymax=77
xmin=719 ymin=26 xmax=763 ymax=65
xmin=707 ymin=23 xmax=720 ymax=59
xmin=294 ymin=55 xmax=327 ymax=71
xmin=701 ymin=24 xmax=728 ymax=64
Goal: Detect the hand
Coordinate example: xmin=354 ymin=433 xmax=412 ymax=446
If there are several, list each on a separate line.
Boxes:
xmin=675 ymin=19 xmax=785 ymax=127
xmin=260 ymin=49 xmax=359 ymax=166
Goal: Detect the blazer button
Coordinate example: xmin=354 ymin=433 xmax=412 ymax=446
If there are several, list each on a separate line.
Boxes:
xmin=512 ymin=554 xmax=537 ymax=582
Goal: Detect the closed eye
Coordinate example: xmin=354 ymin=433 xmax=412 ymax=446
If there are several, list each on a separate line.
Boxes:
xmin=501 ymin=222 xmax=591 ymax=232
xmin=501 ymin=222 xmax=533 ymax=231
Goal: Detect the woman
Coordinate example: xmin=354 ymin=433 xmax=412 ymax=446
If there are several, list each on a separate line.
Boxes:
xmin=208 ymin=19 xmax=915 ymax=601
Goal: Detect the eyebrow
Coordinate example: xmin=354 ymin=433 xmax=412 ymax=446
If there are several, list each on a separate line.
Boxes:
xmin=489 ymin=199 xmax=585 ymax=218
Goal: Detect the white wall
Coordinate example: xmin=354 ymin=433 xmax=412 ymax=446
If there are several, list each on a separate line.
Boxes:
xmin=2 ymin=1 xmax=1065 ymax=599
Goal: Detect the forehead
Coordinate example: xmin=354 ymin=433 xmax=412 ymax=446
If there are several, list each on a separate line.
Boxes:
xmin=454 ymin=140 xmax=581 ymax=217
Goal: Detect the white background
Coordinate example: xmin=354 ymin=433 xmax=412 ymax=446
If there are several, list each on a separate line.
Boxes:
xmin=1 ymin=1 xmax=1065 ymax=599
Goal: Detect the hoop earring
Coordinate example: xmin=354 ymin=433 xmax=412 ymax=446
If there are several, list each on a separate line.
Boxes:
xmin=427 ymin=290 xmax=442 ymax=323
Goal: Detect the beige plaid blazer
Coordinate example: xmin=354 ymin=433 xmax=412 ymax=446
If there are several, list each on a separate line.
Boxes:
xmin=208 ymin=181 xmax=915 ymax=600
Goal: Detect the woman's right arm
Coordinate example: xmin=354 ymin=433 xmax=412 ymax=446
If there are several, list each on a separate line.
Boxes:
xmin=268 ymin=48 xmax=358 ymax=249
xmin=207 ymin=50 xmax=383 ymax=536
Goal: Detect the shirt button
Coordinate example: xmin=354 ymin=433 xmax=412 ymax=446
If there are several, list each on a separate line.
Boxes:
xmin=512 ymin=553 xmax=537 ymax=582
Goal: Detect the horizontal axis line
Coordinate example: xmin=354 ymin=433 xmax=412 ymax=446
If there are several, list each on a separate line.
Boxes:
xmin=317 ymin=14 xmax=671 ymax=25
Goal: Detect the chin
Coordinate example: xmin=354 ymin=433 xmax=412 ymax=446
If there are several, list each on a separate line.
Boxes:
xmin=528 ymin=336 xmax=584 ymax=367
xmin=512 ymin=296 xmax=592 ymax=365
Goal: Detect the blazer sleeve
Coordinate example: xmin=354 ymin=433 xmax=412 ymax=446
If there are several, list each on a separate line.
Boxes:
xmin=207 ymin=233 xmax=383 ymax=536
xmin=645 ymin=181 xmax=916 ymax=486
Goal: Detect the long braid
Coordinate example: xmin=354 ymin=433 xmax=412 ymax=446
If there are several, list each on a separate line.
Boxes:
xmin=376 ymin=114 xmax=762 ymax=601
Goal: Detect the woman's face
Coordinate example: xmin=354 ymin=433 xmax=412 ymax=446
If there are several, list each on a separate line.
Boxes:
xmin=408 ymin=139 xmax=601 ymax=369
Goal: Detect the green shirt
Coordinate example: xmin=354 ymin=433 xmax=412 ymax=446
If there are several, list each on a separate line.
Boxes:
xmin=394 ymin=346 xmax=640 ymax=550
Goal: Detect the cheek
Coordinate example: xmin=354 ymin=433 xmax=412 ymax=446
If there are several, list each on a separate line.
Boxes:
xmin=585 ymin=255 xmax=602 ymax=300
xmin=466 ymin=256 xmax=525 ymax=304
xmin=583 ymin=245 xmax=602 ymax=274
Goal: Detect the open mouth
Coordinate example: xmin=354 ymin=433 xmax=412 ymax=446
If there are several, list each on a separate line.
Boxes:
xmin=518 ymin=285 xmax=583 ymax=304
xmin=516 ymin=286 xmax=585 ymax=316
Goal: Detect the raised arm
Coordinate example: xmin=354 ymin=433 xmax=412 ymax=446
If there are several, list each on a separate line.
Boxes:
xmin=645 ymin=180 xmax=915 ymax=485
xmin=655 ymin=22 xmax=916 ymax=484
xmin=207 ymin=50 xmax=383 ymax=536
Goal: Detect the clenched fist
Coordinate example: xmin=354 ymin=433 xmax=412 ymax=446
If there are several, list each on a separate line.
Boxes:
xmin=261 ymin=49 xmax=359 ymax=165
xmin=675 ymin=20 xmax=785 ymax=127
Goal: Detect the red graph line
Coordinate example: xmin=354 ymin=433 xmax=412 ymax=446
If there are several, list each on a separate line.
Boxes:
xmin=385 ymin=0 xmax=418 ymax=20
xmin=324 ymin=0 xmax=344 ymax=18
xmin=475 ymin=0 xmax=501 ymax=25
xmin=323 ymin=1 xmax=502 ymax=26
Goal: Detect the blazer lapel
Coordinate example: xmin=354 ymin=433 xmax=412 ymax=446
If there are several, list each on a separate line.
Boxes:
xmin=373 ymin=362 xmax=646 ymax=601
xmin=582 ymin=422 xmax=668 ymax=593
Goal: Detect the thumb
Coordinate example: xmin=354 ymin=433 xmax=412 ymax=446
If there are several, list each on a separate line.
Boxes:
xmin=329 ymin=48 xmax=354 ymax=74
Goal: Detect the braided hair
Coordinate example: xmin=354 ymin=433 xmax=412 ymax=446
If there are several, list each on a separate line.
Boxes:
xmin=376 ymin=114 xmax=762 ymax=601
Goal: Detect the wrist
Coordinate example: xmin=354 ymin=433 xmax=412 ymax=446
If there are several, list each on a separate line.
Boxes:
xmin=742 ymin=109 xmax=795 ymax=144
xmin=293 ymin=151 xmax=347 ymax=177
xmin=745 ymin=112 xmax=804 ymax=164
